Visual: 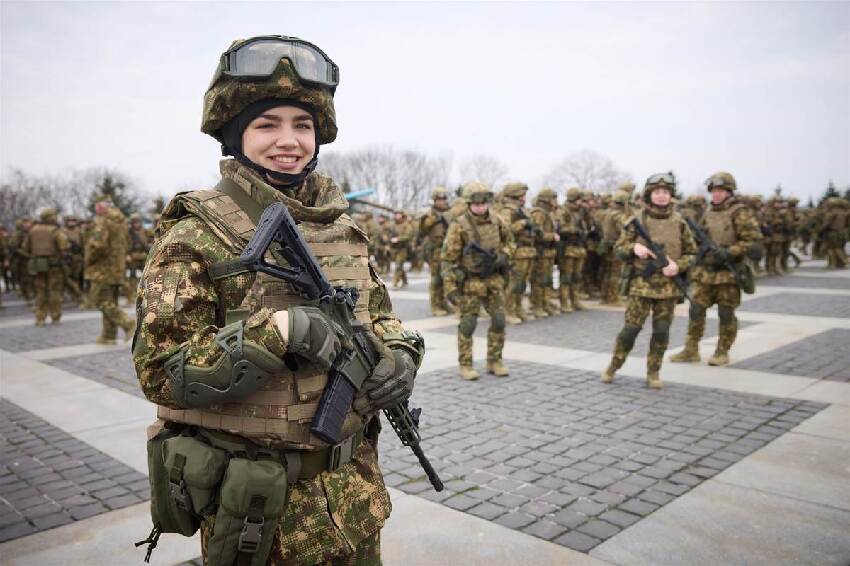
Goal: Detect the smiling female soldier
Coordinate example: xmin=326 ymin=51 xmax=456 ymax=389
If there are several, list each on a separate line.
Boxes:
xmin=133 ymin=36 xmax=424 ymax=566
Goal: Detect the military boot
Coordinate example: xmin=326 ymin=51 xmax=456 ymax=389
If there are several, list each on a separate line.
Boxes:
xmin=646 ymin=371 xmax=663 ymax=389
xmin=96 ymin=336 xmax=117 ymax=346
xmin=34 ymin=319 xmax=45 ymax=327
xmin=708 ymin=350 xmax=729 ymax=366
xmin=601 ymin=363 xmax=616 ymax=383
xmin=670 ymin=342 xmax=700 ymax=363
xmin=459 ymin=366 xmax=480 ymax=381
xmin=559 ymin=286 xmax=573 ymax=313
xmin=123 ymin=318 xmax=136 ymax=342
xmin=570 ymin=287 xmax=585 ymax=311
xmin=487 ymin=360 xmax=509 ymax=377
xmin=506 ymin=296 xmax=523 ymax=325
xmin=432 ymin=307 xmax=449 ymax=317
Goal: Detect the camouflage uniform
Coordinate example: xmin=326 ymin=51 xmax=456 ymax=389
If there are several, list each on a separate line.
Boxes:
xmin=529 ymin=189 xmax=559 ymax=317
xmin=557 ymin=189 xmax=587 ymax=312
xmin=86 ymin=204 xmax=135 ymax=344
xmin=599 ymin=191 xmax=630 ymax=305
xmin=442 ymin=182 xmax=514 ymax=379
xmin=63 ymin=216 xmax=86 ymax=302
xmin=671 ymin=173 xmax=763 ymax=366
xmin=496 ymin=183 xmax=537 ymax=324
xmin=603 ymin=174 xmax=697 ymax=388
xmin=23 ymin=209 xmax=70 ymax=324
xmin=387 ymin=212 xmax=414 ymax=288
xmin=763 ymin=197 xmax=790 ymax=274
xmin=822 ymin=198 xmax=849 ymax=269
xmin=419 ymin=188 xmax=453 ymax=316
xmin=12 ymin=218 xmax=35 ymax=304
xmin=126 ymin=213 xmax=152 ymax=303
xmin=134 ymin=38 xmax=424 ymax=565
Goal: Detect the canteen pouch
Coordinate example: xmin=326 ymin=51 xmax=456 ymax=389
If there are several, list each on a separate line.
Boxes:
xmin=206 ymin=458 xmax=289 ymax=566
xmin=738 ymin=260 xmax=756 ymax=294
xmin=145 ymin=428 xmax=199 ymax=537
xmin=162 ymin=435 xmax=228 ymax=517
xmin=27 ymin=257 xmax=50 ymax=275
xmin=618 ymin=264 xmax=633 ymax=296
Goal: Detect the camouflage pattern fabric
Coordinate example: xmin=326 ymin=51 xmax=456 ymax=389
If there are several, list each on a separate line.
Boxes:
xmin=387 ymin=219 xmax=414 ymax=288
xmin=687 ymin=282 xmax=741 ymax=353
xmin=610 ymin=297 xmax=677 ymax=373
xmin=32 ymin=270 xmax=65 ymax=323
xmin=87 ymin=208 xmax=133 ymax=341
xmin=134 ymin=160 xmax=415 ymax=560
xmin=24 ymin=221 xmax=69 ymax=323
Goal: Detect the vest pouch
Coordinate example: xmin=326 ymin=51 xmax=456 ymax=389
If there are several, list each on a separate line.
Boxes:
xmin=161 ymin=435 xmax=228 ymax=517
xmin=27 ymin=257 xmax=49 ymax=275
xmin=206 ymin=458 xmax=289 ymax=566
xmin=146 ymin=428 xmax=199 ymax=537
xmin=738 ymin=260 xmax=756 ymax=295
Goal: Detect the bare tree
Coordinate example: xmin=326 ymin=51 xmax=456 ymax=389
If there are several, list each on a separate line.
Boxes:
xmin=458 ymin=154 xmax=509 ymax=189
xmin=542 ymin=149 xmax=632 ymax=194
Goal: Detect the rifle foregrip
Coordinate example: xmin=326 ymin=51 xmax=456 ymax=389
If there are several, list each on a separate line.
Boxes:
xmin=310 ymin=372 xmax=355 ymax=445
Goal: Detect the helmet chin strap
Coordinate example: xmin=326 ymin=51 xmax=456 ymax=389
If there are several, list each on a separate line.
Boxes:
xmin=224 ymin=144 xmax=320 ymax=189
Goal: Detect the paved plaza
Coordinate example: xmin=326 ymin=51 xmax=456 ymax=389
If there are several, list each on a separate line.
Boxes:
xmin=1 ymin=259 xmax=849 ymax=565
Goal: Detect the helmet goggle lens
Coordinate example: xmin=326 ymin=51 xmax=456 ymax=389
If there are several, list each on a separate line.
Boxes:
xmin=216 ymin=37 xmax=339 ymax=88
xmin=647 ymin=173 xmax=676 ymax=186
xmin=705 ymin=177 xmax=731 ymax=188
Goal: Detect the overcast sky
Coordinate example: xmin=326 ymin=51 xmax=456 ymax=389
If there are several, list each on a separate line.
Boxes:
xmin=2 ymin=1 xmax=848 ymax=202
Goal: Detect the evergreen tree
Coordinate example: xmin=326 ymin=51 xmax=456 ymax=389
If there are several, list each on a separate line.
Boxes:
xmin=87 ymin=170 xmax=140 ymax=216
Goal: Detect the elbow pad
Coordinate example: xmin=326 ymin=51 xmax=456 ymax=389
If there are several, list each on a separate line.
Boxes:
xmin=164 ymin=321 xmax=287 ymax=408
xmin=380 ymin=329 xmax=425 ymax=369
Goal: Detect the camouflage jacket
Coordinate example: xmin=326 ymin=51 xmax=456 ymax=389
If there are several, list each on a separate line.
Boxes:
xmin=558 ymin=204 xmax=587 ymax=258
xmin=85 ymin=209 xmax=128 ymax=284
xmin=692 ymin=198 xmax=762 ymax=286
xmin=615 ymin=207 xmax=697 ymax=299
xmin=441 ymin=209 xmax=514 ymax=297
xmin=133 ymin=160 xmax=419 ymax=563
xmin=497 ymin=200 xmax=536 ymax=259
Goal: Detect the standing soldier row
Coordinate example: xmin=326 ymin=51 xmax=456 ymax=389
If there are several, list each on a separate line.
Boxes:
xmin=419 ymin=187 xmax=454 ymax=315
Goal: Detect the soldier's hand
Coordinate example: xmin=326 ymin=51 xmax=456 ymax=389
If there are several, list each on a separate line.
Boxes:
xmin=285 ymin=306 xmax=344 ymax=370
xmin=354 ymin=345 xmax=416 ymax=415
xmin=662 ymin=260 xmax=679 ymax=278
xmin=710 ymin=247 xmax=732 ymax=264
xmin=445 ymin=289 xmax=461 ymax=307
xmin=633 ymin=242 xmax=655 ymax=259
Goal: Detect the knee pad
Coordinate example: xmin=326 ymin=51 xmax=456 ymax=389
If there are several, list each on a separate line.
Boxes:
xmin=490 ymin=311 xmax=506 ymax=332
xmin=718 ymin=305 xmax=736 ymax=325
xmin=512 ymin=279 xmax=526 ymax=294
xmin=689 ymin=303 xmax=707 ymax=321
xmin=430 ymin=273 xmax=442 ymax=287
xmin=618 ymin=324 xmax=641 ymax=350
xmin=458 ymin=315 xmax=478 ymax=337
xmin=651 ymin=318 xmax=671 ymax=343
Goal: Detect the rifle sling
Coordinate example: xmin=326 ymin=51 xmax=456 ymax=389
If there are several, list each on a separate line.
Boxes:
xmin=207 ymin=178 xmax=271 ymax=281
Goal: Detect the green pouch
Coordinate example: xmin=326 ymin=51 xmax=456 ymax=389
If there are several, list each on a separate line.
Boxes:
xmin=162 ymin=435 xmax=228 ymax=517
xmin=27 ymin=257 xmax=49 ymax=275
xmin=206 ymin=458 xmax=289 ymax=566
xmin=618 ymin=265 xmax=633 ymax=296
xmin=145 ymin=428 xmax=199 ymax=537
xmin=738 ymin=260 xmax=756 ymax=295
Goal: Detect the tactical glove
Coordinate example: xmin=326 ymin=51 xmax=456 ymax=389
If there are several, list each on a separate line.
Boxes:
xmin=286 ymin=306 xmax=344 ymax=370
xmin=446 ymin=289 xmax=461 ymax=307
xmin=710 ymin=247 xmax=732 ymax=266
xmin=353 ymin=341 xmax=416 ymax=415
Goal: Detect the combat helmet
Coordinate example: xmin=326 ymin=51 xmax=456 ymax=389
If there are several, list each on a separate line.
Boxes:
xmin=501 ymin=182 xmax=529 ymax=200
xmin=705 ymin=172 xmax=737 ymax=193
xmin=617 ymin=181 xmax=636 ymax=194
xmin=611 ymin=190 xmax=629 ymax=206
xmin=535 ymin=187 xmax=558 ymax=208
xmin=642 ymin=172 xmax=678 ymax=204
xmin=202 ymin=36 xmax=338 ymax=186
xmin=464 ymin=181 xmax=493 ymax=204
xmin=566 ymin=187 xmax=582 ymax=203
xmin=130 ymin=212 xmax=143 ymax=222
xmin=431 ymin=186 xmax=449 ymax=201
xmin=39 ymin=208 xmax=58 ymax=222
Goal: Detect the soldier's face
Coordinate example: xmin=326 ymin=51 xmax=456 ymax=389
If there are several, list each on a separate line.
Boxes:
xmin=469 ymin=203 xmax=489 ymax=216
xmin=650 ymin=188 xmax=671 ymax=207
xmin=242 ymin=105 xmax=316 ymax=177
xmin=434 ymin=197 xmax=448 ymax=211
xmin=710 ymin=188 xmax=731 ymax=205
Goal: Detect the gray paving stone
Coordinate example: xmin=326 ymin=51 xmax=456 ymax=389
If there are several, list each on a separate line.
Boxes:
xmin=732 ymin=328 xmax=850 ymax=382
xmin=522 ymin=519 xmax=568 ymax=541
xmin=554 ymin=530 xmax=601 ymax=552
xmin=577 ymin=519 xmax=621 ymax=539
xmin=599 ymin=509 xmax=642 ymax=528
xmin=466 ymin=501 xmax=506 ymax=521
xmin=494 ymin=511 xmax=536 ymax=529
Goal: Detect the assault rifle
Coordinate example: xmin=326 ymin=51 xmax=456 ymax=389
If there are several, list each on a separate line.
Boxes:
xmin=629 ymin=217 xmax=694 ymax=304
xmin=685 ymin=218 xmax=745 ymax=288
xmin=463 ymin=241 xmax=509 ymax=278
xmin=241 ymin=203 xmax=443 ymax=492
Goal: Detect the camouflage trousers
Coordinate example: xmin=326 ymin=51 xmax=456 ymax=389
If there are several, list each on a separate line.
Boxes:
xmin=33 ymin=269 xmax=64 ymax=323
xmin=824 ymin=241 xmax=848 ymax=269
xmin=427 ymin=258 xmax=449 ymax=314
xmin=506 ymin=257 xmax=534 ymax=318
xmin=530 ymin=255 xmax=556 ymax=314
xmin=91 ymin=282 xmax=133 ymax=340
xmin=558 ymin=256 xmax=584 ymax=309
xmin=685 ymin=283 xmax=741 ymax=354
xmin=600 ymin=256 xmax=623 ymax=304
xmin=610 ymin=296 xmax=676 ymax=373
xmin=391 ymin=250 xmax=408 ymax=288
xmin=458 ymin=283 xmax=506 ymax=365
xmin=765 ymin=241 xmax=784 ymax=274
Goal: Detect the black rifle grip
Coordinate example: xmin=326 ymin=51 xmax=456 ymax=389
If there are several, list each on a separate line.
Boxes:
xmin=310 ymin=372 xmax=355 ymax=444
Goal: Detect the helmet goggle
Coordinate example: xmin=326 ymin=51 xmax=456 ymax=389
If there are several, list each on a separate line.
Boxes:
xmin=647 ymin=173 xmax=676 ymax=187
xmin=212 ymin=36 xmax=339 ymax=90
xmin=705 ymin=176 xmax=733 ymax=189
xmin=468 ymin=193 xmax=493 ymax=204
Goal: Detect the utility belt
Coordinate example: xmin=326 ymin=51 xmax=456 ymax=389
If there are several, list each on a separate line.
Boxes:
xmin=27 ymin=256 xmax=62 ymax=275
xmin=137 ymin=420 xmax=369 ymax=565
xmin=559 ymin=233 xmax=584 ymax=246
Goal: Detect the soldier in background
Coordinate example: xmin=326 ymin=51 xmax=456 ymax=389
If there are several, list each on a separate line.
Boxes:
xmin=602 ymin=173 xmax=696 ymax=389
xmin=763 ymin=196 xmax=789 ymax=275
xmin=557 ymin=188 xmax=588 ymax=312
xmin=782 ymin=197 xmax=801 ymax=270
xmin=529 ymin=188 xmax=560 ymax=318
xmin=23 ymin=209 xmax=70 ymax=325
xmin=63 ymin=215 xmax=86 ymax=298
xmin=126 ymin=213 xmax=151 ymax=303
xmin=388 ymin=210 xmax=414 ymax=288
xmin=822 ymin=197 xmax=849 ymax=269
xmin=599 ymin=190 xmax=631 ymax=305
xmin=86 ymin=199 xmax=135 ymax=344
xmin=442 ymin=182 xmax=514 ymax=380
xmin=497 ymin=182 xmax=537 ymax=324
xmin=419 ymin=187 xmax=454 ymax=315
xmin=583 ymin=191 xmax=604 ymax=300
xmin=670 ymin=172 xmax=762 ymax=366
xmin=12 ymin=217 xmax=35 ymax=305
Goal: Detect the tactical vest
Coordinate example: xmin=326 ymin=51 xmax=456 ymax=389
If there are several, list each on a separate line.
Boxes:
xmin=704 ymin=203 xmax=746 ymax=247
xmin=827 ymin=210 xmax=846 ymax=232
xmin=460 ymin=212 xmax=502 ymax=275
xmin=635 ymin=209 xmax=683 ymax=272
xmin=532 ymin=207 xmax=558 ymax=258
xmin=510 ymin=205 xmax=536 ymax=248
xmin=27 ymin=224 xmax=59 ymax=257
xmin=426 ymin=210 xmax=448 ymax=244
xmin=155 ymin=178 xmax=372 ymax=450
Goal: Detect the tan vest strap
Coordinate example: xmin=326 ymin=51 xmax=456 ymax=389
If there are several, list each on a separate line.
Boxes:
xmin=309 ymin=242 xmax=369 ymax=257
xmin=296 ymin=374 xmax=327 ymax=401
xmin=158 ymin=405 xmax=296 ymax=435
xmin=287 ymin=403 xmax=318 ymax=422
xmin=324 ymin=265 xmax=371 ymax=280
